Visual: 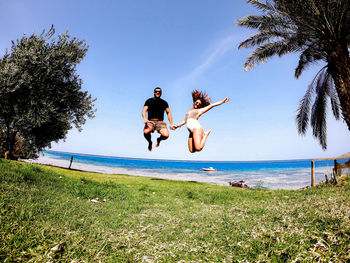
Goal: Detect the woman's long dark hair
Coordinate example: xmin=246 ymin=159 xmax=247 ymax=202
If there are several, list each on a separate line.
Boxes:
xmin=192 ymin=90 xmax=211 ymax=108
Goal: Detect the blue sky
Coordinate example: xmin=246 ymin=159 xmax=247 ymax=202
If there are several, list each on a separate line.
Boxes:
xmin=1 ymin=0 xmax=349 ymax=161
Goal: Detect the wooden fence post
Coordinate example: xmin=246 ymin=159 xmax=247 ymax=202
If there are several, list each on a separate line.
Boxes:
xmin=311 ymin=160 xmax=315 ymax=186
xmin=334 ymin=159 xmax=338 ymax=176
xmin=68 ymin=156 xmax=74 ymax=169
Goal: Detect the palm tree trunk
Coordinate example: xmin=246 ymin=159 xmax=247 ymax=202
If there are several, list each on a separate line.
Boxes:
xmin=335 ymin=75 xmax=350 ymax=131
xmin=328 ymin=45 xmax=350 ymax=131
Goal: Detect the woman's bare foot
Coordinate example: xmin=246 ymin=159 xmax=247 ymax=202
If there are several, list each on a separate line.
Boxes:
xmin=204 ymin=130 xmax=211 ymax=139
xmin=200 ymin=130 xmax=211 ymax=149
xmin=155 ymin=137 xmax=161 ymax=147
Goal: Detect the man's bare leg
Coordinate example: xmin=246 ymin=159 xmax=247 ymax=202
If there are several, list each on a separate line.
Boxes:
xmin=155 ymin=128 xmax=169 ymax=147
xmin=155 ymin=135 xmax=168 ymax=147
xmin=144 ymin=125 xmax=154 ymax=151
xmin=144 ymin=133 xmax=153 ymax=151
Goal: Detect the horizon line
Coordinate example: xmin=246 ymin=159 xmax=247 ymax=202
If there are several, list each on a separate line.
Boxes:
xmin=43 ymin=149 xmax=319 ymax=163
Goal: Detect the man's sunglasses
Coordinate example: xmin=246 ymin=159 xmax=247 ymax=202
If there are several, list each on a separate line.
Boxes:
xmin=154 ymin=90 xmax=161 ymax=94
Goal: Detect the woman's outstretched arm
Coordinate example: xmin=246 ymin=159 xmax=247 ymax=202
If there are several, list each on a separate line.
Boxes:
xmin=174 ymin=115 xmax=188 ymax=129
xmin=197 ymin=97 xmax=230 ymax=118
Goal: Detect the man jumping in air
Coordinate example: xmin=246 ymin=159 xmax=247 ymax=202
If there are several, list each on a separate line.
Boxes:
xmin=142 ymin=87 xmax=175 ymax=151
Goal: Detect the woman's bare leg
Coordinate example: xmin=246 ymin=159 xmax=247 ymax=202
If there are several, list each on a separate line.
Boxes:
xmin=201 ymin=130 xmax=211 ymax=148
xmin=188 ymin=133 xmax=195 ymax=153
xmin=192 ymin=128 xmax=204 ymax=151
xmin=193 ymin=128 xmax=211 ymax=152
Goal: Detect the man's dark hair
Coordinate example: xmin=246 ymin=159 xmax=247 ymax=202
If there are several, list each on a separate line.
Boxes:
xmin=154 ymin=87 xmax=162 ymax=92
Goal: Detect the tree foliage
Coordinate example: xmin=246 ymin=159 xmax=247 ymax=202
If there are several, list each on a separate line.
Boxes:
xmin=0 ymin=26 xmax=96 ymax=159
xmin=237 ymin=0 xmax=350 ymax=149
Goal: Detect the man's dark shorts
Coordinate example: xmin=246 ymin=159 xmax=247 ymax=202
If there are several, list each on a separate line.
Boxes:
xmin=146 ymin=121 xmax=167 ymax=133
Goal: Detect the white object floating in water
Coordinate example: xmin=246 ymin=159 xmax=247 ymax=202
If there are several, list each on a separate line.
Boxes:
xmin=202 ymin=167 xmax=216 ymax=172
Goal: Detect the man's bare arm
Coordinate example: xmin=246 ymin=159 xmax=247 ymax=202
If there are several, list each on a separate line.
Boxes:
xmin=166 ymin=108 xmax=175 ymax=129
xmin=142 ymin=106 xmax=149 ymax=123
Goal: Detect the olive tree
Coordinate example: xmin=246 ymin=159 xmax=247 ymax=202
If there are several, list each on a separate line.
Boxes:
xmin=0 ymin=26 xmax=96 ymax=159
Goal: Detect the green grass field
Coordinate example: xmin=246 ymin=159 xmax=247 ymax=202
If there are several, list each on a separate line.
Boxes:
xmin=1 ymin=159 xmax=349 ymax=262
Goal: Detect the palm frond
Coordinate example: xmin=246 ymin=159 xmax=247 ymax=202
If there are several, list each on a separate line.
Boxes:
xmin=310 ymin=69 xmax=330 ymax=150
xmin=276 ymin=37 xmax=301 ymax=56
xmin=246 ymin=0 xmax=276 ymax=12
xmin=296 ymin=82 xmax=314 ymax=135
xmin=258 ymin=15 xmax=295 ymax=32
xmin=238 ymin=33 xmax=272 ymax=50
xmin=239 ymin=29 xmax=299 ymax=50
xmin=326 ymin=77 xmax=341 ymax=120
xmin=295 ymin=46 xmax=325 ymax=78
xmin=311 ymin=96 xmax=327 ymax=150
xmin=296 ymin=66 xmax=328 ymax=135
xmin=243 ymin=41 xmax=296 ymax=71
xmin=238 ymin=31 xmax=281 ymax=49
xmin=237 ymin=14 xmax=294 ymax=32
xmin=236 ymin=15 xmax=267 ymax=30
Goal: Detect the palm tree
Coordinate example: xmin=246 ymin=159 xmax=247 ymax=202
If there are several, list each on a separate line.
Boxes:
xmin=237 ymin=0 xmax=350 ymax=149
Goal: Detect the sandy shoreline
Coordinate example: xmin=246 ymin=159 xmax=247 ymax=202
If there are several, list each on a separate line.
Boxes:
xmin=24 ymin=155 xmax=238 ymax=186
xmin=23 ymin=154 xmax=330 ymax=190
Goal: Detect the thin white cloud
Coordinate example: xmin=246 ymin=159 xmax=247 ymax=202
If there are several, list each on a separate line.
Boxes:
xmin=172 ymin=34 xmax=237 ymax=89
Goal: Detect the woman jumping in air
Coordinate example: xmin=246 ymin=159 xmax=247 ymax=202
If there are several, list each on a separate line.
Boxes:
xmin=174 ymin=90 xmax=229 ymax=153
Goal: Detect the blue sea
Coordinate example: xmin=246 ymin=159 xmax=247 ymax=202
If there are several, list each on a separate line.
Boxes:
xmin=29 ymin=150 xmax=347 ymax=190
